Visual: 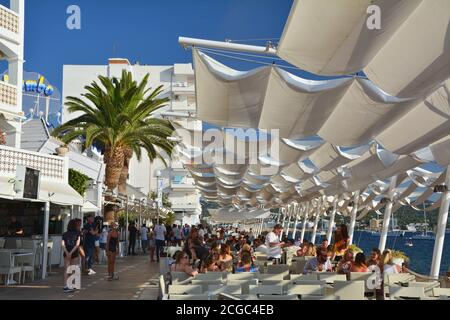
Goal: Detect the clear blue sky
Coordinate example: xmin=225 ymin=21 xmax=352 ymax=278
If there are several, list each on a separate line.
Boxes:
xmin=14 ymin=0 xmax=293 ymax=91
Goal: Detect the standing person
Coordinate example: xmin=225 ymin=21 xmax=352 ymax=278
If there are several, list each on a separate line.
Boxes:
xmin=128 ymin=222 xmax=138 ymax=255
xmin=106 ymin=222 xmax=120 ymax=280
xmin=83 ymin=215 xmax=98 ymax=275
xmin=198 ymin=224 xmax=205 ymax=239
xmin=332 ymin=224 xmax=350 ymax=262
xmin=62 ymin=219 xmax=80 ymax=292
xmin=74 ymin=219 xmax=86 ymax=273
xmin=140 ymin=224 xmax=148 ymax=254
xmin=148 ymin=229 xmax=156 ymax=262
xmin=172 ymin=224 xmax=182 ymax=246
xmin=265 ymin=224 xmax=285 ymax=264
xmin=182 ymin=224 xmax=190 ymax=239
xmin=154 ymin=221 xmax=166 ymax=263
xmin=99 ymin=225 xmax=108 ymax=264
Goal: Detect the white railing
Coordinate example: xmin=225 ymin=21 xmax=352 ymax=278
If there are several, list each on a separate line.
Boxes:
xmin=0 ymin=81 xmax=17 ymax=106
xmin=0 ymin=145 xmax=68 ymax=182
xmin=0 ymin=5 xmax=19 ymax=34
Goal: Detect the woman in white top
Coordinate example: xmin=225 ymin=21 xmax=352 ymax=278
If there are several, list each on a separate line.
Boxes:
xmin=381 ymin=249 xmax=401 ymax=275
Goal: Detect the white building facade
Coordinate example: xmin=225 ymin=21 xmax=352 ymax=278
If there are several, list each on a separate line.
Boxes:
xmin=0 ymin=0 xmax=24 ymax=148
xmin=62 ymin=58 xmax=201 ymax=225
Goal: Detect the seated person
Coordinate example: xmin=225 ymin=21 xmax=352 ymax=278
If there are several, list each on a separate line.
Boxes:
xmin=336 ymin=249 xmax=354 ymax=276
xmin=351 ymin=252 xmax=368 ymax=272
xmin=218 ymin=244 xmax=234 ymax=272
xmin=303 ymin=246 xmax=333 ymax=274
xmin=170 ymin=250 xmax=198 ymax=277
xmin=7 ymin=215 xmax=23 ymax=236
xmin=200 ymin=254 xmax=220 ymax=273
xmin=235 ymin=252 xmax=258 ymax=273
xmin=253 ymin=238 xmax=268 ymax=255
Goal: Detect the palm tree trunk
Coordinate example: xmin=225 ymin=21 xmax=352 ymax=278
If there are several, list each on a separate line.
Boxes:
xmin=103 ymin=145 xmax=126 ymax=222
xmin=118 ymin=147 xmax=133 ymax=195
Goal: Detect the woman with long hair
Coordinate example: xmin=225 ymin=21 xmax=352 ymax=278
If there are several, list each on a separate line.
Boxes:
xmin=380 ymin=249 xmax=401 ymax=274
xmin=332 ymin=224 xmax=350 ymax=262
xmin=235 ymin=252 xmax=258 ymax=273
xmin=62 ymin=219 xmax=80 ymax=293
xmin=170 ymin=250 xmax=198 ymax=276
xmin=218 ymin=243 xmax=234 ymax=272
xmin=106 ymin=222 xmax=120 ymax=280
xmin=200 ymin=254 xmax=220 ymax=273
xmin=337 ymin=249 xmax=354 ymax=276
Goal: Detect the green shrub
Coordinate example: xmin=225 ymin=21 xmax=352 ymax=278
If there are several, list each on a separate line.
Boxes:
xmin=68 ymin=168 xmax=90 ymax=196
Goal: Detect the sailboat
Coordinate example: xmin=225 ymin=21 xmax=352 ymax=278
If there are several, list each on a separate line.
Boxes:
xmin=405 ymin=238 xmax=413 ymax=247
xmin=411 ymin=203 xmax=435 ymax=240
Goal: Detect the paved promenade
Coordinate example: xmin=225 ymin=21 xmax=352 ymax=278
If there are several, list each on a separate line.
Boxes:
xmin=0 ymin=254 xmax=161 ymax=300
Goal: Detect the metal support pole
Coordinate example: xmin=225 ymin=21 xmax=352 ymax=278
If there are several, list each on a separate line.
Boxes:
xmin=311 ymin=204 xmax=321 ymax=245
xmin=125 ymin=201 xmax=129 ymax=255
xmin=42 ymin=201 xmax=50 ymax=279
xmin=379 ymin=176 xmax=398 ymax=252
xmin=291 ymin=204 xmax=300 ymax=240
xmin=300 ymin=202 xmax=310 ymax=243
xmin=430 ymin=166 xmax=450 ymax=279
xmin=280 ymin=210 xmax=286 ymax=241
xmin=348 ymin=191 xmax=360 ymax=245
xmin=327 ymin=199 xmax=337 ymax=244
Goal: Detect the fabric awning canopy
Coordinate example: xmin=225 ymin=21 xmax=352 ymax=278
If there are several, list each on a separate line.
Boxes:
xmin=82 ymin=200 xmax=99 ymax=212
xmin=39 ymin=180 xmax=84 ymax=206
xmin=277 ymin=0 xmax=450 ymax=98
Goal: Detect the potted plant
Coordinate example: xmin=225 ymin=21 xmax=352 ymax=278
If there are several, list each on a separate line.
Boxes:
xmin=391 ymin=250 xmax=409 ymax=266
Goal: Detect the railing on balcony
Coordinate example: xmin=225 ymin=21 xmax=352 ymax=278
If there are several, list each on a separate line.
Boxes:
xmin=0 ymin=5 xmax=19 ymax=34
xmin=0 ymin=145 xmax=68 ymax=182
xmin=0 ymin=81 xmax=17 ymax=106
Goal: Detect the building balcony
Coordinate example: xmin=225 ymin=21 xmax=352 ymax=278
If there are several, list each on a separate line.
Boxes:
xmin=170 ymin=181 xmax=196 ymax=190
xmin=0 ymin=144 xmax=68 ymax=183
xmin=0 ymin=81 xmax=18 ymax=110
xmin=171 ymin=202 xmax=201 ymax=211
xmin=172 ymin=83 xmax=195 ymax=95
xmin=0 ymin=4 xmax=20 ymax=43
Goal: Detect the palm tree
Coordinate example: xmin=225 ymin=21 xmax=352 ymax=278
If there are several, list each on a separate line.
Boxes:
xmin=53 ymin=70 xmax=175 ymax=221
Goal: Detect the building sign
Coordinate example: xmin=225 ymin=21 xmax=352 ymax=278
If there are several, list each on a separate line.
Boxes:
xmin=22 ymin=76 xmax=54 ymax=96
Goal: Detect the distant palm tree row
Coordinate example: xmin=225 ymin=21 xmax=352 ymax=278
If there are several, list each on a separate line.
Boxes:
xmin=53 ymin=70 xmax=175 ymax=221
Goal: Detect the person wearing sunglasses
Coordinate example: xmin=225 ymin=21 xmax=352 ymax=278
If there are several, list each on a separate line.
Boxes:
xmin=170 ymin=250 xmax=198 ymax=277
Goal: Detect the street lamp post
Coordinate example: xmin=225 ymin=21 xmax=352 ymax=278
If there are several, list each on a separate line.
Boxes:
xmin=156 ymin=170 xmax=162 ymax=225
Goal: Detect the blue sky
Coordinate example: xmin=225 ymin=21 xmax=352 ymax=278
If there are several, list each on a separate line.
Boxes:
xmin=6 ymin=0 xmax=294 ymax=91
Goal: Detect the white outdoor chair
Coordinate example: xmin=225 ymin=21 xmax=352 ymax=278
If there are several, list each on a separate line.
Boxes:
xmin=289 ymin=273 xmax=318 ymax=282
xmin=17 ymin=251 xmax=36 ymax=283
xmin=191 ymin=279 xmax=223 ymax=292
xmin=227 ymin=273 xmax=257 ymax=281
xmin=159 ymin=275 xmax=167 ymax=298
xmin=257 ymin=273 xmax=284 ymax=282
xmin=0 ymin=251 xmax=22 ymax=286
xmin=318 ymin=273 xmax=347 ymax=284
xmin=266 ymin=264 xmax=290 ymax=274
xmin=301 ymin=295 xmax=340 ymax=300
xmin=208 ymin=284 xmax=242 ymax=295
xmin=432 ymin=287 xmax=450 ymax=297
xmin=388 ymin=286 xmax=425 ymax=300
xmin=168 ymin=284 xmax=203 ymax=295
xmin=385 ymin=273 xmax=415 ymax=285
xmin=226 ymin=279 xmax=258 ymax=294
xmin=249 ymin=284 xmax=284 ymax=295
xmin=194 ymin=272 xmax=223 ymax=281
xmin=333 ymin=280 xmax=365 ymax=300
xmin=0 ymin=238 xmax=5 ymax=249
xmin=170 ymin=271 xmax=192 ymax=284
xmin=169 ymin=294 xmax=213 ymax=300
xmin=259 ymin=294 xmax=298 ymax=300
xmin=287 ymin=283 xmax=325 ymax=296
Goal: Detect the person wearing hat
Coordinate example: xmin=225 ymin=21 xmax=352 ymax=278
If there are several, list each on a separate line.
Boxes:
xmin=106 ymin=222 xmax=120 ymax=280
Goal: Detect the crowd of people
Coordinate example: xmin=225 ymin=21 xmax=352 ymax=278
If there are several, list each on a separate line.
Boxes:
xmin=164 ymin=222 xmax=405 ymax=299
xmin=60 ymin=216 xmax=405 ymax=297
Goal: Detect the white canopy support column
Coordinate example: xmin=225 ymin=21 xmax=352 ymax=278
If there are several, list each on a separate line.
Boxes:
xmin=379 ymin=176 xmax=398 ymax=252
xmin=348 ymin=191 xmax=360 ymax=245
xmin=310 ymin=200 xmax=321 ymax=244
xmin=326 ymin=198 xmax=338 ymax=244
xmin=280 ymin=208 xmax=287 ymax=241
xmin=300 ymin=202 xmax=310 ymax=243
xmin=291 ymin=204 xmax=300 ymax=240
xmin=284 ymin=205 xmax=292 ymax=237
xmin=41 ymin=201 xmax=50 ymax=279
xmin=430 ymin=166 xmax=450 ymax=279
xmin=259 ymin=218 xmax=264 ymax=236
